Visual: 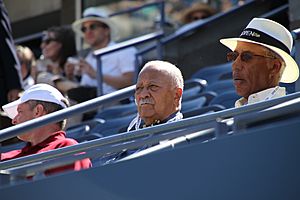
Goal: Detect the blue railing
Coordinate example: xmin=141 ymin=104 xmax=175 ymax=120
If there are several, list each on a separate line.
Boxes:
xmin=1 ymin=0 xmax=299 ymax=185
xmin=1 ymin=90 xmax=300 ymax=177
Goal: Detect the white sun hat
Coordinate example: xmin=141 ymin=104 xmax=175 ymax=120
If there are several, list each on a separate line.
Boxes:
xmin=72 ymin=7 xmax=119 ymax=41
xmin=2 ymin=84 xmax=68 ymax=119
xmin=220 ymin=17 xmax=299 ymax=83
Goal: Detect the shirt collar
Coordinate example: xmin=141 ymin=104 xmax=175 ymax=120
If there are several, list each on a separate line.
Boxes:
xmin=235 ymin=86 xmax=286 ymax=107
xmin=24 ymin=131 xmax=66 ymax=149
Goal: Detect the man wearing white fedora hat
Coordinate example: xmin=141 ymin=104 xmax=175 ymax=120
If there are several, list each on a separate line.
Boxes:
xmin=220 ymin=17 xmax=299 ymax=107
xmin=69 ymin=7 xmax=136 ymax=103
xmin=1 ymin=84 xmax=91 ymax=175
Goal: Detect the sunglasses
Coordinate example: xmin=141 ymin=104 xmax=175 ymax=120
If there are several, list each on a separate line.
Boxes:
xmin=81 ymin=23 xmax=106 ymax=33
xmin=227 ymin=51 xmax=276 ymax=62
xmin=42 ymin=38 xmax=58 ymax=45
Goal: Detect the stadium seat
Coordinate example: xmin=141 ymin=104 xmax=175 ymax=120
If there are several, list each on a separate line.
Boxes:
xmin=183 ymin=104 xmax=225 ymax=118
xmin=209 ymin=91 xmax=240 ymax=109
xmin=204 ymin=79 xmax=235 ymax=95
xmin=182 ymin=91 xmax=217 ymax=113
xmin=191 ymin=62 xmax=232 ymax=84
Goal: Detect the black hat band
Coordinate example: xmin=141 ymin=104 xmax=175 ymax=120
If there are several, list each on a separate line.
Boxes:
xmin=240 ymin=28 xmax=290 ymax=54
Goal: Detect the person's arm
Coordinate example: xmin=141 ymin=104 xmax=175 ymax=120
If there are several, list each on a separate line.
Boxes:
xmin=103 ymin=72 xmax=134 ymax=89
xmin=79 ymin=59 xmax=134 ymax=89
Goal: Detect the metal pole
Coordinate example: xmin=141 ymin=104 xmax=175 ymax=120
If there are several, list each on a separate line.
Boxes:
xmin=96 ymin=55 xmax=103 ymax=96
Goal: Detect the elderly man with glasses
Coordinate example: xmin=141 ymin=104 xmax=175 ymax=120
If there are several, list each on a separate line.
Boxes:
xmin=220 ymin=18 xmax=299 ymax=107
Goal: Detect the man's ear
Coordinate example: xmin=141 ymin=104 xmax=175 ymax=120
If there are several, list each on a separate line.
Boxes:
xmin=270 ymin=59 xmax=282 ymax=75
xmin=33 ymin=104 xmax=46 ymax=118
xmin=174 ymin=88 xmax=183 ymax=102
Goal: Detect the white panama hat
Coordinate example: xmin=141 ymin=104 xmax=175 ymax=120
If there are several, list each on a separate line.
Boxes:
xmin=2 ymin=84 xmax=68 ymax=119
xmin=72 ymin=7 xmax=119 ymax=41
xmin=220 ymin=17 xmax=299 ymax=83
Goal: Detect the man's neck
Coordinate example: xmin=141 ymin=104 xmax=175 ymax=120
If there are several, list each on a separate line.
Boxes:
xmin=29 ymin=125 xmax=61 ymax=146
xmin=91 ymin=39 xmax=110 ymax=50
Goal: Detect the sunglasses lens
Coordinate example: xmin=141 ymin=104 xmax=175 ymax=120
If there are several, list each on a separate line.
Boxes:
xmin=43 ymin=38 xmax=56 ymax=45
xmin=90 ymin=24 xmax=98 ymax=30
xmin=226 ymin=52 xmax=238 ymax=62
xmin=81 ymin=26 xmax=87 ymax=33
xmin=240 ymin=52 xmax=253 ymax=62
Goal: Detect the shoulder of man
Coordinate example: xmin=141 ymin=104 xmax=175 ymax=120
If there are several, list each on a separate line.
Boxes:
xmin=78 ymin=48 xmax=92 ymax=58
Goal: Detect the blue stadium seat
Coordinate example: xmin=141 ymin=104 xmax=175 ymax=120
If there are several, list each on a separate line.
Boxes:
xmin=182 ymin=91 xmax=217 ymax=113
xmin=191 ymin=62 xmax=232 ymax=84
xmin=204 ymin=79 xmax=235 ymax=95
xmin=183 ymin=104 xmax=225 ymax=118
xmin=183 ymin=78 xmax=207 ymax=101
xmin=90 ymin=114 xmax=136 ymax=137
xmin=209 ymin=91 xmax=240 ymax=109
xmin=66 ymin=118 xmax=104 ymax=142
xmin=96 ymin=103 xmax=137 ymax=120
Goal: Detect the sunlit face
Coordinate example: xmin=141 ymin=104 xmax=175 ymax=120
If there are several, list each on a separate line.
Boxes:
xmin=12 ymin=102 xmax=37 ymax=142
xmin=40 ymin=32 xmax=62 ymax=62
xmin=231 ymin=41 xmax=278 ymax=99
xmin=82 ymin=21 xmax=109 ymax=48
xmin=135 ymin=67 xmax=181 ymax=125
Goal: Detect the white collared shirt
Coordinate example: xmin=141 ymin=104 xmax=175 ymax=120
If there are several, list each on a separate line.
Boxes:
xmin=235 ymin=86 xmax=286 ymax=108
xmin=80 ymin=41 xmax=137 ymax=95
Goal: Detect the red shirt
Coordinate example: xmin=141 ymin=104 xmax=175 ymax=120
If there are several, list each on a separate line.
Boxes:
xmin=1 ymin=131 xmax=92 ymax=175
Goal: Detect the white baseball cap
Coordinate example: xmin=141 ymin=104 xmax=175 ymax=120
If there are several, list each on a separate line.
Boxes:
xmin=2 ymin=84 xmax=68 ymax=119
xmin=220 ymin=18 xmax=299 ymax=83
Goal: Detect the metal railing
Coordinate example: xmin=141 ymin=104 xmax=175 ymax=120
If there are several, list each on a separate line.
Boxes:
xmin=1 ymin=90 xmax=300 ymax=182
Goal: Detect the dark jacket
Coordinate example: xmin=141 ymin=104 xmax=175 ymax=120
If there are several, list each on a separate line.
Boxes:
xmin=0 ymin=0 xmax=23 ymax=107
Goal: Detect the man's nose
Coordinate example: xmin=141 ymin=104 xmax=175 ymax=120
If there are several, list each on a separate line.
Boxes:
xmin=12 ymin=115 xmax=18 ymax=125
xmin=138 ymin=87 xmax=150 ymax=98
xmin=232 ymin=57 xmax=243 ymax=71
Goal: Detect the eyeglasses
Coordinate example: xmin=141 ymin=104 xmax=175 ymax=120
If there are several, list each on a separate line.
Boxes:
xmin=81 ymin=23 xmax=106 ymax=33
xmin=226 ymin=51 xmax=276 ymax=62
xmin=42 ymin=38 xmax=58 ymax=45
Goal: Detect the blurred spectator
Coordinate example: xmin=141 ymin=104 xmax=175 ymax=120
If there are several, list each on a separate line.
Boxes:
xmin=36 ymin=25 xmax=77 ymax=87
xmin=180 ymin=2 xmax=216 ymax=25
xmin=16 ymin=45 xmax=36 ymax=90
xmin=68 ymin=7 xmax=136 ymax=106
xmin=0 ymin=0 xmax=23 ymax=129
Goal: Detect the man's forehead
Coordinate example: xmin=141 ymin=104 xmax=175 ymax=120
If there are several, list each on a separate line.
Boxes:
xmin=236 ymin=41 xmax=269 ymax=52
xmin=138 ymin=68 xmax=170 ymax=83
xmin=82 ymin=20 xmax=103 ymax=26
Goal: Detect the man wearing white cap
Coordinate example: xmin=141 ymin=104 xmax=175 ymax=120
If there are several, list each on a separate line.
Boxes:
xmin=1 ymin=84 xmax=91 ymax=175
xmin=69 ymin=7 xmax=137 ymax=102
xmin=220 ymin=18 xmax=299 ymax=107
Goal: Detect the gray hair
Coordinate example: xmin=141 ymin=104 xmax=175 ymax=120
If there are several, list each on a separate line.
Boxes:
xmin=140 ymin=60 xmax=184 ymax=110
xmin=266 ymin=49 xmax=286 ymax=83
xmin=141 ymin=60 xmax=184 ymax=90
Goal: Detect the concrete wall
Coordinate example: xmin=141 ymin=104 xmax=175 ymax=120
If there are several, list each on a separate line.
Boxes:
xmin=3 ymin=0 xmax=61 ymax=22
xmin=289 ymin=0 xmax=300 ymax=29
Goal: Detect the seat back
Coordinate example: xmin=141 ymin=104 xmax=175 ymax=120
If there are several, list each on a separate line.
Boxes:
xmin=205 ymin=79 xmax=235 ymax=95
xmin=191 ymin=63 xmax=232 ymax=84
xmin=209 ymin=91 xmax=240 ymax=109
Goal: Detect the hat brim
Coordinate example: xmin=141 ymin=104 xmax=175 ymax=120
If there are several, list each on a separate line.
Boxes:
xmin=2 ymin=99 xmax=21 ymax=119
xmin=220 ymin=38 xmax=299 ymax=83
xmin=72 ymin=17 xmax=119 ymax=41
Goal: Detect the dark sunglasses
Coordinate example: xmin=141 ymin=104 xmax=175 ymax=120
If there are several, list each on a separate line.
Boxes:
xmin=42 ymin=38 xmax=58 ymax=45
xmin=81 ymin=23 xmax=106 ymax=33
xmin=227 ymin=51 xmax=276 ymax=62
